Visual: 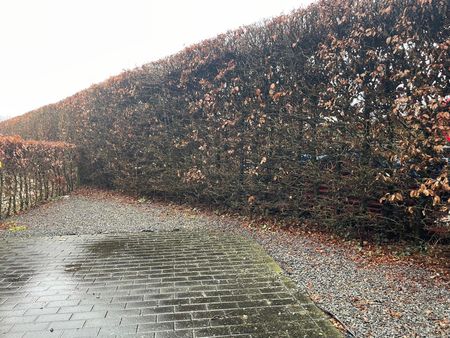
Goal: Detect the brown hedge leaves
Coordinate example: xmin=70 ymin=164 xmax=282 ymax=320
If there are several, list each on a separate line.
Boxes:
xmin=0 ymin=0 xmax=448 ymax=239
xmin=0 ymin=136 xmax=77 ymax=218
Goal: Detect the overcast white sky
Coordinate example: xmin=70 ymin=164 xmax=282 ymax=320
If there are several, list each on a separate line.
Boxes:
xmin=0 ymin=0 xmax=314 ymax=119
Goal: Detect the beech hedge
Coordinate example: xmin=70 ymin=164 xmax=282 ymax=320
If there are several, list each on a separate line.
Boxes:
xmin=0 ymin=0 xmax=448 ymax=239
xmin=0 ymin=136 xmax=77 ymax=219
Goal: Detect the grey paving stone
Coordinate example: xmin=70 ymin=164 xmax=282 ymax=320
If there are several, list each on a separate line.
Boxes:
xmin=9 ymin=322 xmax=50 ymax=332
xmin=175 ymin=319 xmax=209 ymax=330
xmin=83 ymin=317 xmax=121 ymax=328
xmin=1 ymin=315 xmax=37 ymax=324
xmin=0 ymin=231 xmax=342 ymax=337
xmin=0 ymin=324 xmax=13 ymax=335
xmin=137 ymin=321 xmax=174 ymax=332
xmin=106 ymin=309 xmax=141 ymax=318
xmin=23 ymin=330 xmax=64 ymax=338
xmin=125 ymin=301 xmax=158 ymax=309
xmin=142 ymin=306 xmax=174 ymax=315
xmin=58 ymin=305 xmax=94 ymax=314
xmin=35 ymin=313 xmax=72 ymax=323
xmin=70 ymin=310 xmax=107 ymax=320
xmin=46 ymin=300 xmax=80 ymax=308
xmin=194 ymin=326 xmax=232 ymax=337
xmin=24 ymin=306 xmax=60 ymax=316
xmin=98 ymin=324 xmax=138 ymax=336
xmin=0 ymin=309 xmax=26 ymax=317
xmin=0 ymin=332 xmax=23 ymax=338
xmin=155 ymin=330 xmax=194 ymax=338
xmin=119 ymin=314 xmax=157 ymax=325
xmin=60 ymin=327 xmax=100 ymax=337
xmin=49 ymin=320 xmax=86 ymax=330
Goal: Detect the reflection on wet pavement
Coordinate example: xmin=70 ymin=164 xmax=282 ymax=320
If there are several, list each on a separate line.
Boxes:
xmin=0 ymin=231 xmax=341 ymax=337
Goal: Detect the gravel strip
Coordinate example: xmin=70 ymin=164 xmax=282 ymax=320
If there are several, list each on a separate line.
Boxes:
xmin=1 ymin=190 xmax=449 ymax=337
xmin=0 ymin=194 xmax=211 ymax=237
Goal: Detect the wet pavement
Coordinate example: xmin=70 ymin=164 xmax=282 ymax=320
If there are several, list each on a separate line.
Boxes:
xmin=0 ymin=231 xmax=342 ymax=337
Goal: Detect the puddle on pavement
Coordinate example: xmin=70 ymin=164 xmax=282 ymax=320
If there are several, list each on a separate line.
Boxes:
xmin=64 ymin=263 xmax=83 ymax=272
xmin=2 ymin=273 xmax=33 ymax=283
xmin=87 ymin=239 xmax=127 ymax=257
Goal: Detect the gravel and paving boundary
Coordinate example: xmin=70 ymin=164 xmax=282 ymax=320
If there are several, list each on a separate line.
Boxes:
xmin=1 ymin=189 xmax=449 ymax=337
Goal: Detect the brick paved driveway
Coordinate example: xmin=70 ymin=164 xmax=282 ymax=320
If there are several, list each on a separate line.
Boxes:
xmin=0 ymin=231 xmax=341 ymax=337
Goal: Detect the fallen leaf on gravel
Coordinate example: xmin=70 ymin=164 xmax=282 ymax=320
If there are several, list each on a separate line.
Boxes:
xmin=389 ymin=309 xmax=403 ymax=319
xmin=8 ymin=225 xmax=27 ymax=232
xmin=310 ymin=293 xmax=321 ymax=302
xmin=329 ymin=317 xmax=346 ymax=332
xmin=438 ymin=318 xmax=449 ymax=328
xmin=285 ymin=266 xmax=294 ymax=274
xmin=352 ymin=297 xmax=369 ymax=311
